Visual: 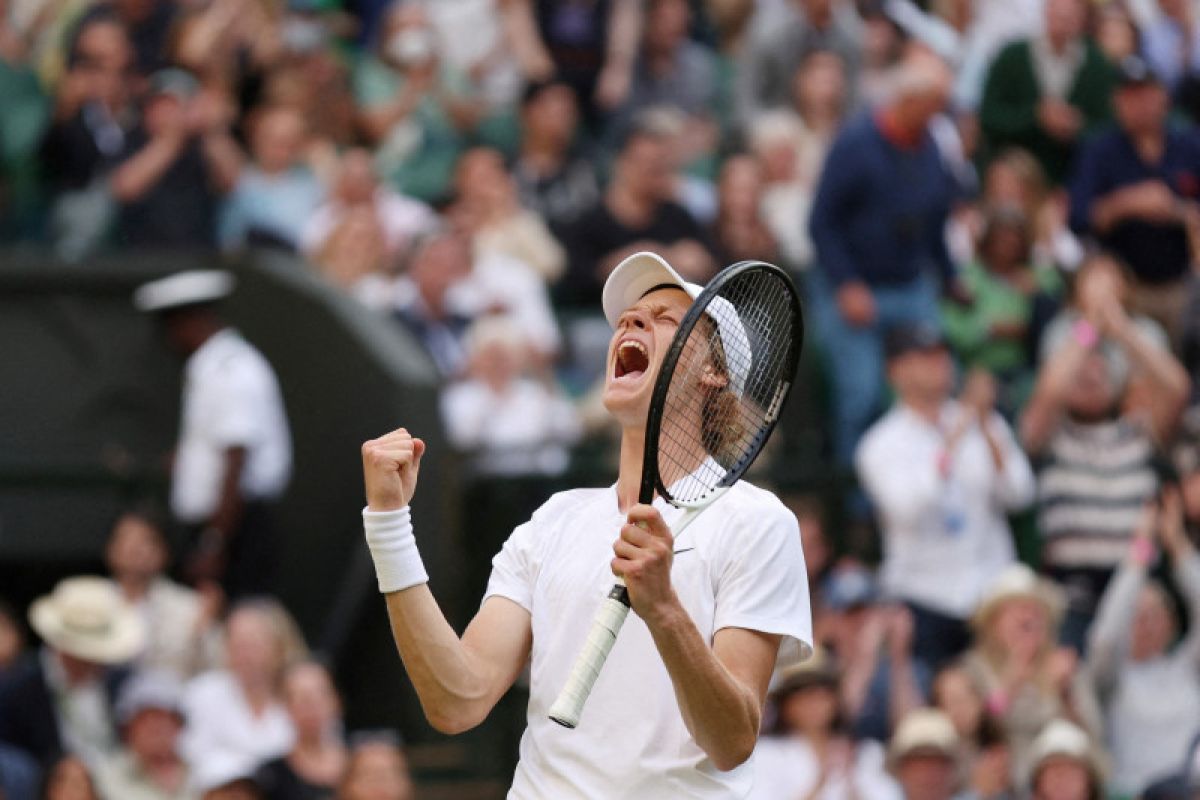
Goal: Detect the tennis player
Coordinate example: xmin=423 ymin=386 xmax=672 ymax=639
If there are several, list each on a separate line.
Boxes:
xmin=360 ymin=251 xmax=812 ymax=797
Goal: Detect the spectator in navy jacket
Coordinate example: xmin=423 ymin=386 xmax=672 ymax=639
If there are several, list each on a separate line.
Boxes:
xmin=809 ymin=49 xmax=964 ymax=467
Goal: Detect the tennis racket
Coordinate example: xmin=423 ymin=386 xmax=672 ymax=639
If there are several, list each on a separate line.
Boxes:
xmin=548 ymin=260 xmax=804 ymax=729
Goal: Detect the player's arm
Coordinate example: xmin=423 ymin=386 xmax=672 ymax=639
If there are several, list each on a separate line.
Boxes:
xmin=614 ymin=506 xmax=779 ymax=771
xmin=362 ymin=429 xmax=532 ymax=734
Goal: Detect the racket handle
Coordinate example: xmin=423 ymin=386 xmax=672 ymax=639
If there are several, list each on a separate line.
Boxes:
xmin=548 ymin=584 xmax=631 ymax=729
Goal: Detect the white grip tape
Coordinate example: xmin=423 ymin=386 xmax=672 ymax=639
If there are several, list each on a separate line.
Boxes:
xmin=548 ymin=594 xmax=631 ymax=728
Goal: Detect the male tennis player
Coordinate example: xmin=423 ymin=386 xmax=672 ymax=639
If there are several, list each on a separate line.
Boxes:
xmin=360 ymin=251 xmax=811 ymax=797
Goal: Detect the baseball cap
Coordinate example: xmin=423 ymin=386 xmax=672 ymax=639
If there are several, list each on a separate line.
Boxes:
xmin=884 ymin=321 xmax=946 ymax=361
xmin=602 ymin=252 xmax=752 ymax=396
xmin=147 ymin=68 xmax=200 ymax=102
xmin=888 ymin=709 xmax=960 ymax=768
xmin=823 ymin=564 xmax=879 ymax=611
xmin=1115 ymin=55 xmax=1161 ymax=88
xmin=133 ymin=270 xmax=235 ymax=313
xmin=115 ymin=669 xmax=185 ymax=725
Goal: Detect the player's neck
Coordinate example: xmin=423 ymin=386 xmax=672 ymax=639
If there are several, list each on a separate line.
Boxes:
xmin=615 ymin=427 xmax=646 ymax=513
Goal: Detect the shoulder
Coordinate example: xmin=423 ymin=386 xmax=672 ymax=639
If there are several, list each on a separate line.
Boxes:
xmin=529 ymin=487 xmax=611 ymax=526
xmin=721 ymin=482 xmax=799 ymax=534
xmin=0 ymin=654 xmax=45 ymax=698
xmin=185 ymin=670 xmax=234 ymax=704
xmin=858 ymin=408 xmax=907 ymax=454
xmin=995 ymin=38 xmax=1032 ymax=64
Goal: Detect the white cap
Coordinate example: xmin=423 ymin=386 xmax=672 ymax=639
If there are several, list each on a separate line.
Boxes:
xmin=133 ymin=270 xmax=235 ymax=313
xmin=1029 ymin=719 xmax=1105 ymax=788
xmin=602 ymin=252 xmax=752 ymax=396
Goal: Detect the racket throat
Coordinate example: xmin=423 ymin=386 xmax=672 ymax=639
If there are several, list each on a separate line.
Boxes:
xmin=608 ymin=584 xmax=631 ymax=606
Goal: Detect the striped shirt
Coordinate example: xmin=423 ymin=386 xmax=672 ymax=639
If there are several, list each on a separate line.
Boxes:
xmin=1036 ymin=417 xmax=1160 ymax=569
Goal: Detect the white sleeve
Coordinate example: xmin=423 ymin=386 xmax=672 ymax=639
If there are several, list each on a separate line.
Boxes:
xmin=483 ymin=518 xmax=541 ymax=613
xmin=856 ymin=427 xmax=942 ymax=531
xmin=712 ymin=501 xmax=812 ymax=669
xmin=204 ymin=362 xmax=265 ymax=448
xmin=988 ymin=414 xmax=1036 ymax=511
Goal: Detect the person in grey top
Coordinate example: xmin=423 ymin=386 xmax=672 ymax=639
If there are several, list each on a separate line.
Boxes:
xmin=1088 ymin=485 xmax=1200 ymax=797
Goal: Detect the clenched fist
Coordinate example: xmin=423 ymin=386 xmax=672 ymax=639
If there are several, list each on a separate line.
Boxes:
xmin=361 ymin=428 xmax=426 ymax=511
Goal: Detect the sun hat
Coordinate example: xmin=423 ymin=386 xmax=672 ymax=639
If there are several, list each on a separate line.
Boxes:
xmin=133 ymin=270 xmax=235 ymax=313
xmin=28 ymin=576 xmax=145 ymax=665
xmin=888 ymin=709 xmax=960 ymax=769
xmin=601 ymin=251 xmax=752 ymax=396
xmin=971 ymin=564 xmax=1066 ymax=631
xmin=1028 ymin=719 xmax=1106 ymax=794
xmin=772 ymin=646 xmax=840 ymax=695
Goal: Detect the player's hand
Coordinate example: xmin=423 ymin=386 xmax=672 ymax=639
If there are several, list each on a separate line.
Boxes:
xmin=361 ymin=428 xmax=426 ymax=511
xmin=612 ymin=504 xmax=678 ymax=625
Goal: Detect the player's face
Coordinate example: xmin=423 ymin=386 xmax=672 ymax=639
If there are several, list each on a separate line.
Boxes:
xmin=602 ymin=287 xmax=692 ymax=427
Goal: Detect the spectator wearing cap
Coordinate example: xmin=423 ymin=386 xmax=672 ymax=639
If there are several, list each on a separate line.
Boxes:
xmin=1021 ymin=252 xmax=1190 ymax=650
xmin=511 ymin=78 xmax=600 ymax=235
xmin=133 ymin=271 xmax=292 ymax=599
xmin=750 ymin=648 xmax=897 ymax=800
xmin=978 ymin=0 xmax=1114 ymax=185
xmin=1087 ymin=488 xmax=1200 ymax=796
xmin=857 ymin=323 xmax=1034 ymax=673
xmin=1026 ymin=719 xmax=1104 ymax=800
xmin=808 ymin=50 xmax=966 ymax=468
xmin=93 ymin=670 xmax=195 ymax=800
xmin=886 ymin=709 xmax=963 ymax=800
xmin=1068 ymin=55 xmax=1200 ymax=349
xmin=109 ymin=68 xmax=242 ymax=250
xmin=961 ymin=565 xmax=1102 ymax=780
xmin=0 ymin=577 xmax=144 ymax=768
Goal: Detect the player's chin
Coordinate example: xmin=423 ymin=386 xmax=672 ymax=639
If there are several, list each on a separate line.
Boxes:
xmin=602 ymin=380 xmax=651 ymax=419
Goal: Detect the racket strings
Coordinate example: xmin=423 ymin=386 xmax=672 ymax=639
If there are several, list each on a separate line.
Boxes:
xmin=657 ymin=268 xmax=799 ymax=505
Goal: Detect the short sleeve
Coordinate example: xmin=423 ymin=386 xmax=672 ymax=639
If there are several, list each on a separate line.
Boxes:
xmin=202 ymin=359 xmax=266 ymax=448
xmin=713 ymin=500 xmax=812 ymax=669
xmin=483 ymin=519 xmax=540 ymax=613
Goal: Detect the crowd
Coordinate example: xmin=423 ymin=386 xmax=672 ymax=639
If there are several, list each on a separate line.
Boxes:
xmin=3 ymin=0 xmax=1200 ymax=797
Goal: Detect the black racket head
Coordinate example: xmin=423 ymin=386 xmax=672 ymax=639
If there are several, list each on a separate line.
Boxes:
xmin=640 ymin=261 xmax=804 ymax=507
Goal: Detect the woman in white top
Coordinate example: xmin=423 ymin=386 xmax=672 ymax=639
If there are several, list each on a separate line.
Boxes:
xmin=183 ymin=598 xmax=307 ymax=769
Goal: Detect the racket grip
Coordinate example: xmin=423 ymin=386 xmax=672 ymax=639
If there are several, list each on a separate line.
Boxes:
xmin=548 ymin=585 xmax=631 ymax=729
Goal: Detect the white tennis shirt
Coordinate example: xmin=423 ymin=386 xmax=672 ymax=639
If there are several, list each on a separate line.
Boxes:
xmin=484 ymin=480 xmax=812 ymax=799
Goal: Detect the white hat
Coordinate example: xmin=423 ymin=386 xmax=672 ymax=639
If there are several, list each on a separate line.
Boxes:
xmin=972 ymin=563 xmax=1066 ymax=630
xmin=888 ymin=709 xmax=960 ymax=769
xmin=133 ymin=270 xmax=235 ymax=313
xmin=29 ymin=577 xmax=145 ymax=665
xmin=115 ymin=669 xmax=185 ymax=725
xmin=601 ymin=252 xmax=752 ymax=396
xmin=1028 ymin=719 xmax=1105 ymax=791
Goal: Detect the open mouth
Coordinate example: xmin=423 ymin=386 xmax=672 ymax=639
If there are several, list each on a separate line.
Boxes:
xmin=614 ymin=340 xmax=650 ymax=382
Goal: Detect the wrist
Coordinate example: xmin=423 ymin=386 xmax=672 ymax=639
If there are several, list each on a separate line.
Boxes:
xmin=641 ymin=591 xmax=685 ymax=632
xmin=362 ymin=505 xmax=428 ymax=593
xmin=1130 ymin=535 xmax=1157 ymax=567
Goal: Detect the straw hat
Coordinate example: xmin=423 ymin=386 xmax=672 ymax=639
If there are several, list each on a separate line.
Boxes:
xmin=1028 ymin=719 xmax=1106 ymax=795
xmin=29 ymin=577 xmax=145 ymax=665
xmin=888 ymin=709 xmax=960 ymax=769
xmin=772 ymin=646 xmax=840 ymax=696
xmin=972 ymin=564 xmax=1066 ymax=630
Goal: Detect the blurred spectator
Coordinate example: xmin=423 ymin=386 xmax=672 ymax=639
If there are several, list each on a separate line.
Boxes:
xmin=1093 ymin=3 xmax=1140 ymax=65
xmin=1068 ymin=56 xmax=1200 ymax=349
xmin=978 ymin=0 xmax=1115 ymax=184
xmin=78 ymin=0 xmax=177 ymax=78
xmin=1087 ymin=488 xmax=1200 ymax=796
xmin=560 ymin=122 xmax=714 ymax=309
xmin=169 ymin=0 xmax=281 ymax=94
xmin=499 ymin=0 xmax=643 ymax=122
xmin=0 ymin=0 xmax=49 ymax=240
xmin=39 ymin=12 xmax=136 ymax=260
xmin=1143 ymin=0 xmax=1200 ymax=99
xmin=219 ymin=105 xmax=325 ymax=254
xmin=1022 ymin=254 xmax=1190 ymax=648
xmin=182 ymin=598 xmax=306 ymax=770
xmin=1025 ymin=719 xmax=1104 ymax=800
xmin=192 ymin=756 xmax=265 ymax=800
xmin=451 ymin=146 xmax=566 ymax=284
xmin=751 ymin=650 xmax=897 ymax=799
xmin=709 ymin=154 xmax=779 ymax=267
xmin=735 ymin=0 xmax=860 ymax=129
xmin=511 ymin=78 xmax=600 ymax=234
xmin=355 ymin=2 xmax=486 ymax=202
xmin=109 ymin=70 xmax=242 ymax=250
xmin=961 ymin=565 xmax=1101 ymax=778
xmin=941 ymin=205 xmax=1061 ymax=413
xmin=0 ymin=577 xmax=143 ymax=767
xmin=855 ymin=6 xmax=907 ymax=111
xmin=105 ymin=508 xmax=222 ymax=679
xmin=809 ymin=51 xmax=963 ymax=467
xmin=425 ymin=0 xmax=521 ymax=112
xmin=304 ymin=149 xmax=438 ymax=289
xmin=617 ymin=0 xmax=717 ymax=128
xmin=785 ymin=494 xmax=833 ymax=604
xmin=886 ymin=709 xmax=962 ymax=800
xmin=133 ymin=271 xmax=292 ymax=599
xmin=0 ymin=598 xmax=24 ymax=676
xmin=0 ymin=738 xmax=39 ymax=800
xmin=41 ymin=755 xmax=100 ymax=800
xmin=857 ymin=324 xmax=1034 ymax=672
xmin=255 ymin=660 xmax=347 ymax=800
xmin=336 ymin=736 xmax=413 ymax=800
xmin=93 ymin=670 xmax=195 ymax=800
xmin=930 ymin=667 xmax=1015 ymax=800
xmin=634 ymin=105 xmax=720 ymax=225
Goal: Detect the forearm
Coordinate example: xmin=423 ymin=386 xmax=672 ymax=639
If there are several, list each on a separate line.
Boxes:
xmin=208 ymin=448 xmax=247 ymax=537
xmin=604 ymin=0 xmax=641 ymax=74
xmin=201 ymin=132 xmax=244 ymax=195
xmin=1020 ymin=336 xmax=1091 ymax=452
xmin=110 ymin=136 xmax=185 ymax=201
xmin=646 ymin=602 xmax=761 ymax=771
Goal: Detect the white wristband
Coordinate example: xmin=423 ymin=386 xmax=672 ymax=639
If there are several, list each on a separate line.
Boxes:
xmin=362 ymin=506 xmax=428 ymax=594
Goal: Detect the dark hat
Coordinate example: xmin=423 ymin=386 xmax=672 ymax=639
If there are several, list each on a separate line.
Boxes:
xmin=147 ymin=68 xmax=199 ymax=102
xmin=884 ymin=322 xmax=946 ymax=360
xmin=1115 ymin=55 xmax=1161 ymax=88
